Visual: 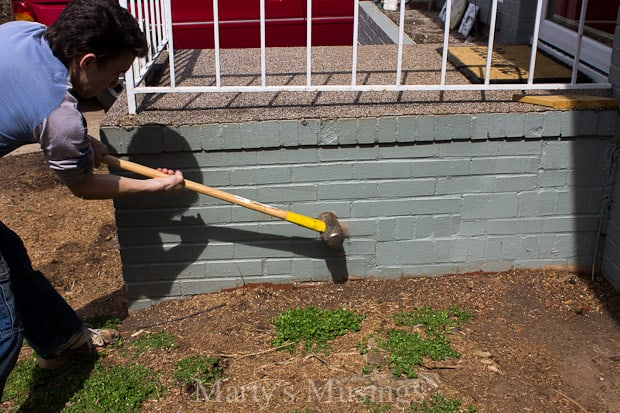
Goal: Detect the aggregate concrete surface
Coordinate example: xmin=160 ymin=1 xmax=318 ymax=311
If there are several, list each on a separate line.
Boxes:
xmin=102 ymin=6 xmax=611 ymax=128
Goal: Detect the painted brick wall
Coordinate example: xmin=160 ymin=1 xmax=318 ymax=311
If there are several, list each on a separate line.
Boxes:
xmin=103 ymin=110 xmax=617 ymax=309
xmin=474 ymin=0 xmax=537 ymax=44
xmin=599 ymin=7 xmax=620 ymax=291
xmin=358 ymin=2 xmax=413 ymax=46
xmin=602 ymin=160 xmax=620 ymax=291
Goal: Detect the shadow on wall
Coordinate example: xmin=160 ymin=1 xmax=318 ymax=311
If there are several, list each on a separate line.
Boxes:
xmin=102 ymin=125 xmax=348 ymax=307
xmin=570 ymin=121 xmax=620 ymax=328
xmin=110 ymin=126 xmax=204 ymax=305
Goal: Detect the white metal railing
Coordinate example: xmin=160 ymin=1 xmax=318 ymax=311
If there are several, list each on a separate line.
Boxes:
xmin=120 ymin=0 xmax=171 ymax=107
xmin=123 ymin=0 xmax=612 ymax=115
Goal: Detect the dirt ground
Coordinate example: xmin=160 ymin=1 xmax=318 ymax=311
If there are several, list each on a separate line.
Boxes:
xmin=1 ymin=148 xmax=620 ymax=413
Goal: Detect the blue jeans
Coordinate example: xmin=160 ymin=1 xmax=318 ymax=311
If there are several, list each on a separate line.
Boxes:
xmin=0 ymin=221 xmax=82 ymax=397
xmin=0 ymin=250 xmax=23 ymax=399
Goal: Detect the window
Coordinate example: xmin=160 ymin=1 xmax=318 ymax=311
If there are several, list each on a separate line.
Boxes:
xmin=538 ymin=0 xmax=618 ymax=82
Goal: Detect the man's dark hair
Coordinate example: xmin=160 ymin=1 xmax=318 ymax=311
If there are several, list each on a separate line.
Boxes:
xmin=44 ymin=0 xmax=148 ymax=66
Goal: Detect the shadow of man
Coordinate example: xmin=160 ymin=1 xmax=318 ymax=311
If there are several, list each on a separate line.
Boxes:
xmin=103 ymin=125 xmax=349 ymax=308
xmin=104 ymin=126 xmax=205 ymax=306
xmin=14 ymin=352 xmax=99 ymax=413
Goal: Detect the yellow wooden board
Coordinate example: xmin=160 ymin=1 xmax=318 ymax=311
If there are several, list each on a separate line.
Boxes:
xmin=513 ymin=94 xmax=618 ymax=109
xmin=447 ymin=45 xmax=576 ymax=84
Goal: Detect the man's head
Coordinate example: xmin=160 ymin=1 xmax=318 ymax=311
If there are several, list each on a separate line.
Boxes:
xmin=44 ymin=0 xmax=148 ymax=98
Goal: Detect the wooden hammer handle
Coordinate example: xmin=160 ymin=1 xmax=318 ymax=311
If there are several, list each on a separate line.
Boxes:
xmin=102 ymin=155 xmax=326 ymax=233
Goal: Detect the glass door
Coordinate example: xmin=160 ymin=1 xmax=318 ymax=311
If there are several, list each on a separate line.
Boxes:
xmin=539 ymin=0 xmax=618 ymax=80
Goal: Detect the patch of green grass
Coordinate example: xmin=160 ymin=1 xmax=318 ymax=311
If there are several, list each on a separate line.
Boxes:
xmin=370 ymin=306 xmax=471 ymax=379
xmin=378 ymin=330 xmax=459 ymax=378
xmin=174 ymin=354 xmax=224 ymax=394
xmin=409 ymin=394 xmax=477 ymax=413
xmin=3 ymin=353 xmax=101 ymax=411
xmin=63 ymin=363 xmax=162 ymax=413
xmin=3 ymin=353 xmax=160 ymax=413
xmin=130 ymin=331 xmax=178 ymax=355
xmin=393 ymin=306 xmax=472 ymax=334
xmin=271 ymin=306 xmax=365 ymax=354
xmin=2 ymin=356 xmax=38 ymax=406
xmin=85 ymin=315 xmax=122 ymax=330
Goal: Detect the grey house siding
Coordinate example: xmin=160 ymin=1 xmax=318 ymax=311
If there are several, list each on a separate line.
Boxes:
xmin=103 ymin=110 xmax=617 ymax=310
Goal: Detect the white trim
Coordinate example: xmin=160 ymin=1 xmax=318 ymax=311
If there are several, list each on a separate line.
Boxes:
xmin=538 ymin=41 xmax=609 ymax=84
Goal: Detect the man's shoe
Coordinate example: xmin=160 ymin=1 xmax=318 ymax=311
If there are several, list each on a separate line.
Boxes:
xmin=61 ymin=325 xmax=120 ymax=350
xmin=37 ymin=325 xmax=120 ymax=369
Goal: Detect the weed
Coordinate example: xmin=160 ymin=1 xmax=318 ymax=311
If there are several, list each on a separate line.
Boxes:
xmin=3 ymin=353 xmax=101 ymax=411
xmin=63 ymin=364 xmax=162 ymax=412
xmin=356 ymin=337 xmax=370 ymax=355
xmin=130 ymin=331 xmax=178 ymax=355
xmin=271 ymin=306 xmax=365 ymax=354
xmin=363 ymin=396 xmax=392 ymax=412
xmin=409 ymin=393 xmax=477 ymax=413
xmin=2 ymin=356 xmax=38 ymax=407
xmin=3 ymin=353 xmax=160 ymax=413
xmin=376 ymin=307 xmax=471 ymax=378
xmin=174 ymin=354 xmax=224 ymax=396
xmin=378 ymin=329 xmax=456 ymax=378
xmin=85 ymin=315 xmax=122 ymax=330
xmin=393 ymin=306 xmax=472 ymax=334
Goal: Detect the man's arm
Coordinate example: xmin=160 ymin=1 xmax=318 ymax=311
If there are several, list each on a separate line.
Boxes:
xmin=68 ymin=135 xmax=184 ymax=199
xmin=64 ymin=169 xmax=184 ymax=200
xmin=40 ymin=99 xmax=185 ymax=199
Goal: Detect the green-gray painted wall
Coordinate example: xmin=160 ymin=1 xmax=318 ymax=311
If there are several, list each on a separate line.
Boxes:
xmin=102 ymin=110 xmax=618 ymax=309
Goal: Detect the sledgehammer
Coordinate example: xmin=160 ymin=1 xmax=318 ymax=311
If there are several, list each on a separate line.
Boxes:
xmin=102 ymin=155 xmax=345 ymax=249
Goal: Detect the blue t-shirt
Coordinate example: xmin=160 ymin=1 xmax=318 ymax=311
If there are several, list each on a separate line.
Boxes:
xmin=0 ymin=21 xmax=93 ymax=182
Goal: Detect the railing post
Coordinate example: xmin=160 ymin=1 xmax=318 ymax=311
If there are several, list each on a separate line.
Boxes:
xmin=396 ymin=0 xmax=406 ymax=85
xmin=120 ymin=0 xmax=137 ymax=114
xmin=440 ymin=0 xmax=453 ymax=86
xmin=527 ymin=0 xmax=545 ymax=85
xmin=164 ymin=0 xmax=175 ymax=88
xmin=306 ymin=0 xmax=313 ymax=88
xmin=484 ymin=0 xmax=499 ymax=86
xmin=351 ymin=0 xmax=359 ymax=86
xmin=213 ymin=0 xmax=221 ymax=87
xmin=260 ymin=0 xmax=267 ymax=87
xmin=571 ymin=0 xmax=590 ymax=84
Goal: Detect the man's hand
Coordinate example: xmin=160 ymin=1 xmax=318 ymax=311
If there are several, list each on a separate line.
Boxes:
xmin=89 ymin=136 xmax=109 ymax=168
xmin=155 ymin=168 xmax=185 ymax=192
xmin=65 ymin=168 xmax=185 ymax=199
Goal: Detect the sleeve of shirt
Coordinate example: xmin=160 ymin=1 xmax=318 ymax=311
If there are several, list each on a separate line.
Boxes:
xmin=38 ymin=92 xmax=94 ymax=184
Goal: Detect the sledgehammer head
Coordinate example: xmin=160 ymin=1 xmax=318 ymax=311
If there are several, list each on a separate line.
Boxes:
xmin=318 ymin=211 xmax=346 ymax=249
